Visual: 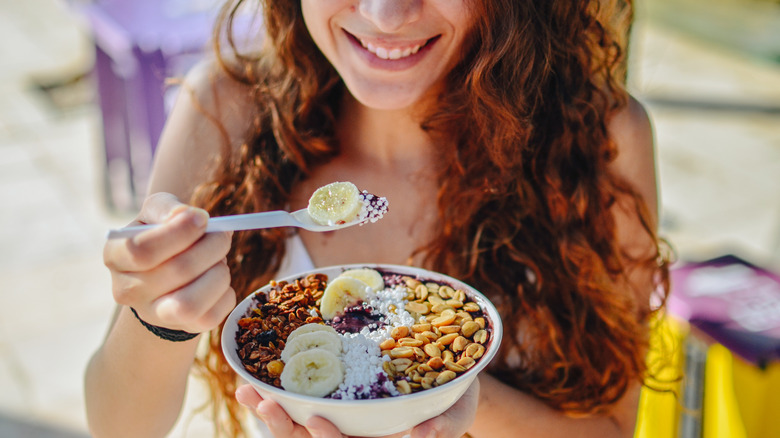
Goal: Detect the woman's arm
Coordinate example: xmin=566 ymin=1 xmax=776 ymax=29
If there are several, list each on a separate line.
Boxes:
xmin=470 ymin=374 xmax=640 ymax=438
xmin=84 ymin=61 xmax=251 ymax=438
xmin=470 ymin=96 xmax=659 ymax=438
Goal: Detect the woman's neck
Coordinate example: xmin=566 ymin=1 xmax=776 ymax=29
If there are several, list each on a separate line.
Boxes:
xmin=336 ymin=93 xmax=436 ymax=169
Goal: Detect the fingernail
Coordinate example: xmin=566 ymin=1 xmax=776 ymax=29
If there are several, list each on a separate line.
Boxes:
xmin=190 ymin=208 xmax=208 ymax=227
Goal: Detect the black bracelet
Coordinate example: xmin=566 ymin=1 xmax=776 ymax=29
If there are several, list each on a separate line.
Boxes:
xmin=130 ymin=307 xmax=199 ymax=342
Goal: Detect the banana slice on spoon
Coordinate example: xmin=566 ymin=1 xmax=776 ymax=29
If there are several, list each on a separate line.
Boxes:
xmin=307 ymin=181 xmax=364 ymax=226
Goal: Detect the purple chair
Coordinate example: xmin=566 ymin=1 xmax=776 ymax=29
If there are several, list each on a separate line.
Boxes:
xmin=80 ymin=0 xmax=219 ymax=211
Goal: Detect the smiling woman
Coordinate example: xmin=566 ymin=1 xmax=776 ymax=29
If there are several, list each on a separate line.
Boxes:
xmin=85 ymin=1 xmax=671 ymax=437
xmin=301 ymin=0 xmax=476 ymax=109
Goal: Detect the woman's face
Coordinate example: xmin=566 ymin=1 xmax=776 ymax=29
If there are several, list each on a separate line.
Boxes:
xmin=301 ymin=0 xmax=476 ymax=111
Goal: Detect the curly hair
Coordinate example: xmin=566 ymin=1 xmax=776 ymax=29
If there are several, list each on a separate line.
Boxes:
xmin=189 ymin=0 xmax=671 ymax=435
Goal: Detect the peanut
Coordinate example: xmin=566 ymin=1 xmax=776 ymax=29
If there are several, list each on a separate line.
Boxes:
xmin=391 ymin=325 xmax=410 ymax=339
xmin=382 ymin=360 xmax=396 ymax=377
xmin=461 ymin=321 xmax=480 ymax=338
xmin=451 ymin=336 xmax=469 ymax=353
xmin=423 ymin=343 xmax=442 ymax=358
xmin=473 ymin=329 xmax=489 ymax=344
xmin=391 ymin=358 xmax=413 ymax=372
xmin=412 ymin=323 xmax=432 ymax=333
xmin=436 ymin=370 xmax=457 ymax=385
xmin=390 ymin=346 xmax=414 ymax=358
xmin=427 ymin=357 xmax=445 ymax=370
xmin=444 ymin=361 xmax=467 ymax=373
xmin=415 ymin=284 xmax=429 ymax=301
xmin=439 ymin=325 xmax=461 ymax=334
xmin=431 ymin=313 xmax=457 ymax=327
xmin=405 ymin=302 xmax=429 ymax=315
xmin=457 ymin=356 xmax=476 ymax=369
xmin=379 ymin=338 xmax=397 ymax=350
xmin=398 ymin=337 xmax=424 ymax=347
xmin=404 ymin=277 xmax=422 ymax=289
xmin=463 ymin=302 xmax=481 ymax=312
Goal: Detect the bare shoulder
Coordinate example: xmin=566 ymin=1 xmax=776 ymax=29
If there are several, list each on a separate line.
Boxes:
xmin=607 ymin=95 xmax=658 ymax=215
xmin=608 ymin=96 xmax=654 ymax=172
xmin=146 ymin=59 xmax=255 ymax=201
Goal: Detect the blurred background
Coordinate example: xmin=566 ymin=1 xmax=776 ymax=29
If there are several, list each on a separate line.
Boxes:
xmin=0 ymin=0 xmax=778 ymax=437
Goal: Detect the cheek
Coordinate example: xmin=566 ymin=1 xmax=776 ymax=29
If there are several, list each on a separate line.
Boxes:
xmin=301 ymin=3 xmax=342 ymax=62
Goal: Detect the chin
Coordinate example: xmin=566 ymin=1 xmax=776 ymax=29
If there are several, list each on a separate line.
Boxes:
xmin=345 ymin=82 xmax=429 ymax=111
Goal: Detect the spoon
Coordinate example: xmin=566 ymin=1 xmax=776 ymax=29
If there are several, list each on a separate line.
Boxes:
xmin=106 ymin=208 xmax=363 ymax=239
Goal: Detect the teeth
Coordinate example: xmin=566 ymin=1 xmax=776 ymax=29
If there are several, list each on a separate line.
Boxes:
xmin=359 ymin=38 xmax=424 ymax=60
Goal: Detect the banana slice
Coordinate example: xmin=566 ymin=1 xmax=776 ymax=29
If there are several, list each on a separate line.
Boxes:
xmin=280 ymin=348 xmax=345 ymax=397
xmin=286 ymin=323 xmax=339 ymax=343
xmin=320 ymin=276 xmax=372 ymax=320
xmin=280 ymin=331 xmax=342 ymax=363
xmin=340 ymin=268 xmax=385 ymax=291
xmin=307 ymin=181 xmax=363 ymax=226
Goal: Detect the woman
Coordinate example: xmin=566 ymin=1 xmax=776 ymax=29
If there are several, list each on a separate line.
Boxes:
xmin=86 ymin=0 xmax=670 ymax=437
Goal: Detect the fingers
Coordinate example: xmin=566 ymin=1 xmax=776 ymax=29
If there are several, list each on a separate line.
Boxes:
xmin=236 ymin=385 xmax=344 ymax=438
xmin=112 ymin=231 xmax=232 ymax=304
xmin=255 ymin=397 xmax=302 ymax=437
xmin=105 ymin=206 xmax=210 ymax=273
xmin=235 ymin=384 xmax=263 ymax=408
xmin=304 ymin=416 xmax=344 ymax=438
xmin=236 ymin=385 xmax=306 ymax=438
xmin=151 ymin=261 xmax=236 ymax=332
xmin=103 ymin=192 xmax=235 ymax=334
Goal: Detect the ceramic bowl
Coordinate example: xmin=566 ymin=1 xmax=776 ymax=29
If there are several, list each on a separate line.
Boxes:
xmin=222 ymin=264 xmax=503 ymax=437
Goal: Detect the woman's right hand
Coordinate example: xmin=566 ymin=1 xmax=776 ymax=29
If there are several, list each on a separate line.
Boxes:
xmin=103 ymin=192 xmax=236 ymax=335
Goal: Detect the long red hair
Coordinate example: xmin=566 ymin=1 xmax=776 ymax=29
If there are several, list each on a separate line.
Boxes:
xmin=190 ymin=0 xmax=671 ymax=435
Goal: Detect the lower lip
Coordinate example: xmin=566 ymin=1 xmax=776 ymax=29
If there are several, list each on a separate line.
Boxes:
xmin=344 ymin=31 xmax=438 ymax=72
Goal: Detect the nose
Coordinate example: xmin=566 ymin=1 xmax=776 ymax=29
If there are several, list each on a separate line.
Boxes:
xmin=358 ymin=0 xmax=422 ymax=33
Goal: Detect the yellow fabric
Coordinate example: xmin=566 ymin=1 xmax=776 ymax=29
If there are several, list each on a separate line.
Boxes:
xmin=704 ymin=344 xmax=780 ymax=438
xmin=634 ymin=317 xmax=687 ymax=438
xmin=635 ymin=319 xmax=780 ymax=438
xmin=702 ymin=344 xmax=747 ymax=438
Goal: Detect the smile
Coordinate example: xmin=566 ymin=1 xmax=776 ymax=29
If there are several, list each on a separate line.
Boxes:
xmin=344 ymin=30 xmax=438 ymax=62
xmin=359 ymin=39 xmax=425 ymax=60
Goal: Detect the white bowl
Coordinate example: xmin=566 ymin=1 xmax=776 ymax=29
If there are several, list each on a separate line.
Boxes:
xmin=222 ymin=264 xmax=503 ymax=437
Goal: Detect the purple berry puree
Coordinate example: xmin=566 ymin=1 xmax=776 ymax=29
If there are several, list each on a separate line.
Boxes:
xmin=329 ymin=302 xmax=384 ymax=334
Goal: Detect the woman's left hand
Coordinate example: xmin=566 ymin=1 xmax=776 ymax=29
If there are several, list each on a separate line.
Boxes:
xmin=236 ymin=377 xmax=480 ymax=438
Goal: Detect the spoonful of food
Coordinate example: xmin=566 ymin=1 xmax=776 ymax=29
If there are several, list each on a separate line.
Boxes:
xmin=106 ymin=182 xmax=388 ymax=239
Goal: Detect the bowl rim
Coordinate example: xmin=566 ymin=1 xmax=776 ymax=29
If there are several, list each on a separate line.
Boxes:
xmin=221 ymin=263 xmax=504 ymax=406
